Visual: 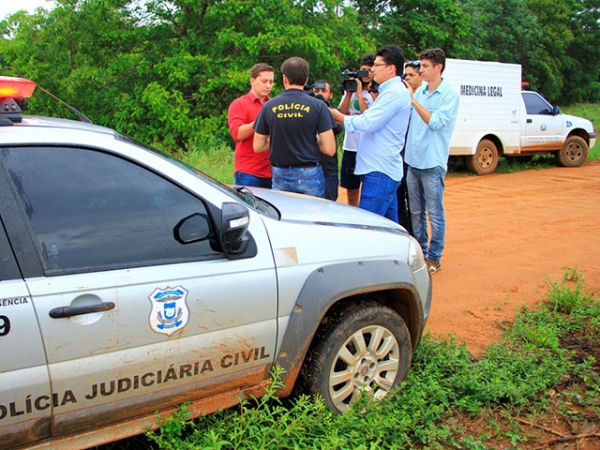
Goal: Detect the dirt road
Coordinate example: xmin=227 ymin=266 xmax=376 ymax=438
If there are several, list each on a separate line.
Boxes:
xmin=342 ymin=162 xmax=600 ymax=355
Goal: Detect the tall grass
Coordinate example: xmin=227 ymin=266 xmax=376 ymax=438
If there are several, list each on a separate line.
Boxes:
xmin=562 ymin=103 xmax=600 ymax=160
xmin=142 ymin=268 xmax=600 ymax=450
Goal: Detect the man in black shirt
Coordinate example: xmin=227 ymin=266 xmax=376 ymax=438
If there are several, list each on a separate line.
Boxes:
xmin=313 ymin=79 xmax=344 ymax=201
xmin=254 ymin=57 xmax=335 ymax=198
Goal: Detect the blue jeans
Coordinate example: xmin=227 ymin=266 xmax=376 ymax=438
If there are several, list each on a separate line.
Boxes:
xmin=324 ymin=171 xmax=339 ymax=201
xmin=272 ymin=165 xmax=325 ymax=198
xmin=407 ymin=166 xmax=446 ymax=262
xmin=359 ymin=172 xmax=401 ymax=221
xmin=234 ymin=171 xmax=272 ymax=189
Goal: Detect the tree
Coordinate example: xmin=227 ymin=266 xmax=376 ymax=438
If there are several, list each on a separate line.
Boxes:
xmin=351 ymin=0 xmax=472 ymax=60
xmin=2 ymin=0 xmax=373 ymax=150
xmin=556 ymin=0 xmax=600 ymax=103
xmin=1 ymin=1 xmax=147 ymax=124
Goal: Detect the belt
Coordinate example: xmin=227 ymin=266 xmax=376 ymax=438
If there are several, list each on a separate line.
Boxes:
xmin=274 ymin=162 xmax=319 ymax=169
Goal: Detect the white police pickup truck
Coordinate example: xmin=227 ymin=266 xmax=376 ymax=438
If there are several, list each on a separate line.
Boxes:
xmin=0 ymin=76 xmax=431 ymax=449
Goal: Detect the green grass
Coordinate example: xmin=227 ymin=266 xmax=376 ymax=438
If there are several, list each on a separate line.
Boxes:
xmin=176 ymin=140 xmax=235 ymax=185
xmin=562 ymin=103 xmax=600 ymax=133
xmin=563 ymin=103 xmax=600 ymax=160
xmin=130 ymin=268 xmax=599 ymax=450
xmin=178 ymin=102 xmax=600 ymax=184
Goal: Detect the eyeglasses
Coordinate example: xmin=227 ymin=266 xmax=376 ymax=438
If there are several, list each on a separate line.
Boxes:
xmin=371 ymin=63 xmax=389 ymax=71
xmin=406 ymin=60 xmax=421 ymax=68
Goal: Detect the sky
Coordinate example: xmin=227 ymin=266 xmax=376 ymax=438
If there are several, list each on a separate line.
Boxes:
xmin=0 ymin=0 xmax=55 ymax=20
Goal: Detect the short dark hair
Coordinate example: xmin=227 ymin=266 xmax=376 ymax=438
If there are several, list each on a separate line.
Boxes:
xmin=281 ymin=57 xmax=309 ymax=86
xmin=251 ymin=63 xmax=274 ymax=79
xmin=360 ymin=53 xmax=376 ymax=67
xmin=375 ymin=45 xmax=405 ymax=77
xmin=313 ymin=79 xmax=331 ymax=91
xmin=419 ymin=48 xmax=446 ymax=73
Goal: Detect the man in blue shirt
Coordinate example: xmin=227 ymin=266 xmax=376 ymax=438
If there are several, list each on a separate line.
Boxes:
xmin=405 ymin=48 xmax=460 ymax=275
xmin=331 ymin=45 xmax=411 ymax=221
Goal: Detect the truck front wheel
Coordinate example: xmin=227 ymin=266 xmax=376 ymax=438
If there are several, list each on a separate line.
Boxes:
xmin=466 ymin=139 xmax=499 ymax=175
xmin=298 ymin=301 xmax=412 ymax=413
xmin=556 ymin=136 xmax=588 ymax=167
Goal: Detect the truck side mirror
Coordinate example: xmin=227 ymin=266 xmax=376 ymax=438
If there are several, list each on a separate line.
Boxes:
xmin=174 ymin=213 xmax=211 ymax=244
xmin=220 ymin=202 xmax=256 ymax=259
xmin=552 ymin=105 xmax=560 ymax=115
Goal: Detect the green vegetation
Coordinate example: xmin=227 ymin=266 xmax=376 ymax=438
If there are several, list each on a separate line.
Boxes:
xmin=563 ymin=103 xmax=600 ymax=132
xmin=103 ymin=269 xmax=599 ymax=449
xmin=563 ymin=103 xmax=600 ymax=161
xmin=176 ymin=140 xmax=235 ymax=185
xmin=1 ymin=0 xmax=599 ymax=151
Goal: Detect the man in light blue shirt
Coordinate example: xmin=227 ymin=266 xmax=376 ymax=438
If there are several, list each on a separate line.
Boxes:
xmin=405 ymin=48 xmax=460 ymax=274
xmin=331 ymin=45 xmax=411 ymax=221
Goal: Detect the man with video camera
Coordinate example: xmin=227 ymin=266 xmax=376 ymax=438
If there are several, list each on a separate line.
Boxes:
xmin=337 ymin=53 xmax=376 ymax=207
xmin=330 ymin=45 xmax=411 ymax=221
xmin=312 ymin=79 xmax=344 ymax=201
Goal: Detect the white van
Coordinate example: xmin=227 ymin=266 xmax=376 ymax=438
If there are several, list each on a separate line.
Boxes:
xmin=442 ymin=59 xmax=596 ymax=174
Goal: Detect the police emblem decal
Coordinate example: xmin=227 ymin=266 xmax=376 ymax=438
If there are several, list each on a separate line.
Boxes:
xmin=148 ymin=286 xmax=190 ymax=335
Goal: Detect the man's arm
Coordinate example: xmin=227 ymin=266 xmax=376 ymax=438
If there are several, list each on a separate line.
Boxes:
xmin=235 ymin=121 xmax=256 ymax=141
xmin=227 ymin=99 xmax=251 ymax=141
xmin=253 ymin=133 xmax=270 ymax=153
xmin=412 ymin=87 xmax=459 ymax=130
xmin=330 ymin=108 xmax=346 ymax=126
xmin=338 ymin=91 xmax=352 ymax=114
xmin=354 ymin=82 xmax=369 ymax=113
xmin=317 ymin=129 xmax=336 ymax=156
xmin=411 ymin=98 xmax=432 ymax=125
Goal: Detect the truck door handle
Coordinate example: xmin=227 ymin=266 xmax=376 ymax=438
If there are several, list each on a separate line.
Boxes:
xmin=49 ymin=302 xmax=116 ymax=318
xmin=527 ymin=119 xmax=532 ymax=123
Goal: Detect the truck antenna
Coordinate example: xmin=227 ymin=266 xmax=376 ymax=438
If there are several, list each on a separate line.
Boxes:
xmin=0 ymin=56 xmax=92 ymax=123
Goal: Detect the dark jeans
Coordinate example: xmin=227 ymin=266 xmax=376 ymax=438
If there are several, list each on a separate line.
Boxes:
xmin=234 ymin=171 xmax=272 ymax=189
xmin=396 ymin=162 xmax=413 ymax=235
xmin=324 ymin=171 xmax=339 ymax=201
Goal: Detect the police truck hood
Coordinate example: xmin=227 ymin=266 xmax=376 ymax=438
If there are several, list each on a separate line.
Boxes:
xmin=250 ymin=187 xmax=404 ymax=231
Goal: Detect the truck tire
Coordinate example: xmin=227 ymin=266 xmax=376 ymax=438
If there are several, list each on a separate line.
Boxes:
xmin=556 ymin=136 xmax=588 ymax=167
xmin=466 ymin=139 xmax=499 ymax=175
xmin=298 ymin=301 xmax=412 ymax=413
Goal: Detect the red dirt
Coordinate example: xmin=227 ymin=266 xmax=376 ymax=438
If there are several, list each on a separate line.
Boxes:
xmin=340 ymin=162 xmax=600 ymax=356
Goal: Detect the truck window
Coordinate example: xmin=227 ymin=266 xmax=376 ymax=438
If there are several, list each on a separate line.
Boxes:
xmin=522 ymin=92 xmax=553 ymax=115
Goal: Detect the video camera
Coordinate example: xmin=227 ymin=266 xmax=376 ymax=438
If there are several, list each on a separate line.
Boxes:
xmin=340 ymin=69 xmax=371 ymax=93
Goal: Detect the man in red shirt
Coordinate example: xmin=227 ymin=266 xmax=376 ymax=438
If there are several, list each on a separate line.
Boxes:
xmin=228 ymin=63 xmax=275 ymax=188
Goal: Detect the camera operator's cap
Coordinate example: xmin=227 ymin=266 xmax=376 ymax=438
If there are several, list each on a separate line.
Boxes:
xmin=313 ymin=81 xmax=327 ymax=90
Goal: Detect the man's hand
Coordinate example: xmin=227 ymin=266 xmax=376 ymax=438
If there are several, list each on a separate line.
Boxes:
xmin=329 ymin=108 xmax=345 ymax=126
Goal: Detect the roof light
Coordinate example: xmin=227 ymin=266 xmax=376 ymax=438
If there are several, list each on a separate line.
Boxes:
xmin=0 ymin=76 xmax=36 ymax=99
xmin=0 ymin=76 xmax=37 ymax=125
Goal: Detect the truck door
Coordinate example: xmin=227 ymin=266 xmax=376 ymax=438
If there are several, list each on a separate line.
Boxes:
xmin=522 ymin=92 xmax=563 ymax=150
xmin=0 ymin=177 xmax=52 ymax=449
xmin=1 ymin=145 xmax=277 ymax=440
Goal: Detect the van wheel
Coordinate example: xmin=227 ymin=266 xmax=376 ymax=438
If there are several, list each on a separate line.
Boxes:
xmin=466 ymin=139 xmax=499 ymax=175
xmin=556 ymin=136 xmax=588 ymax=167
xmin=298 ymin=301 xmax=412 ymax=413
